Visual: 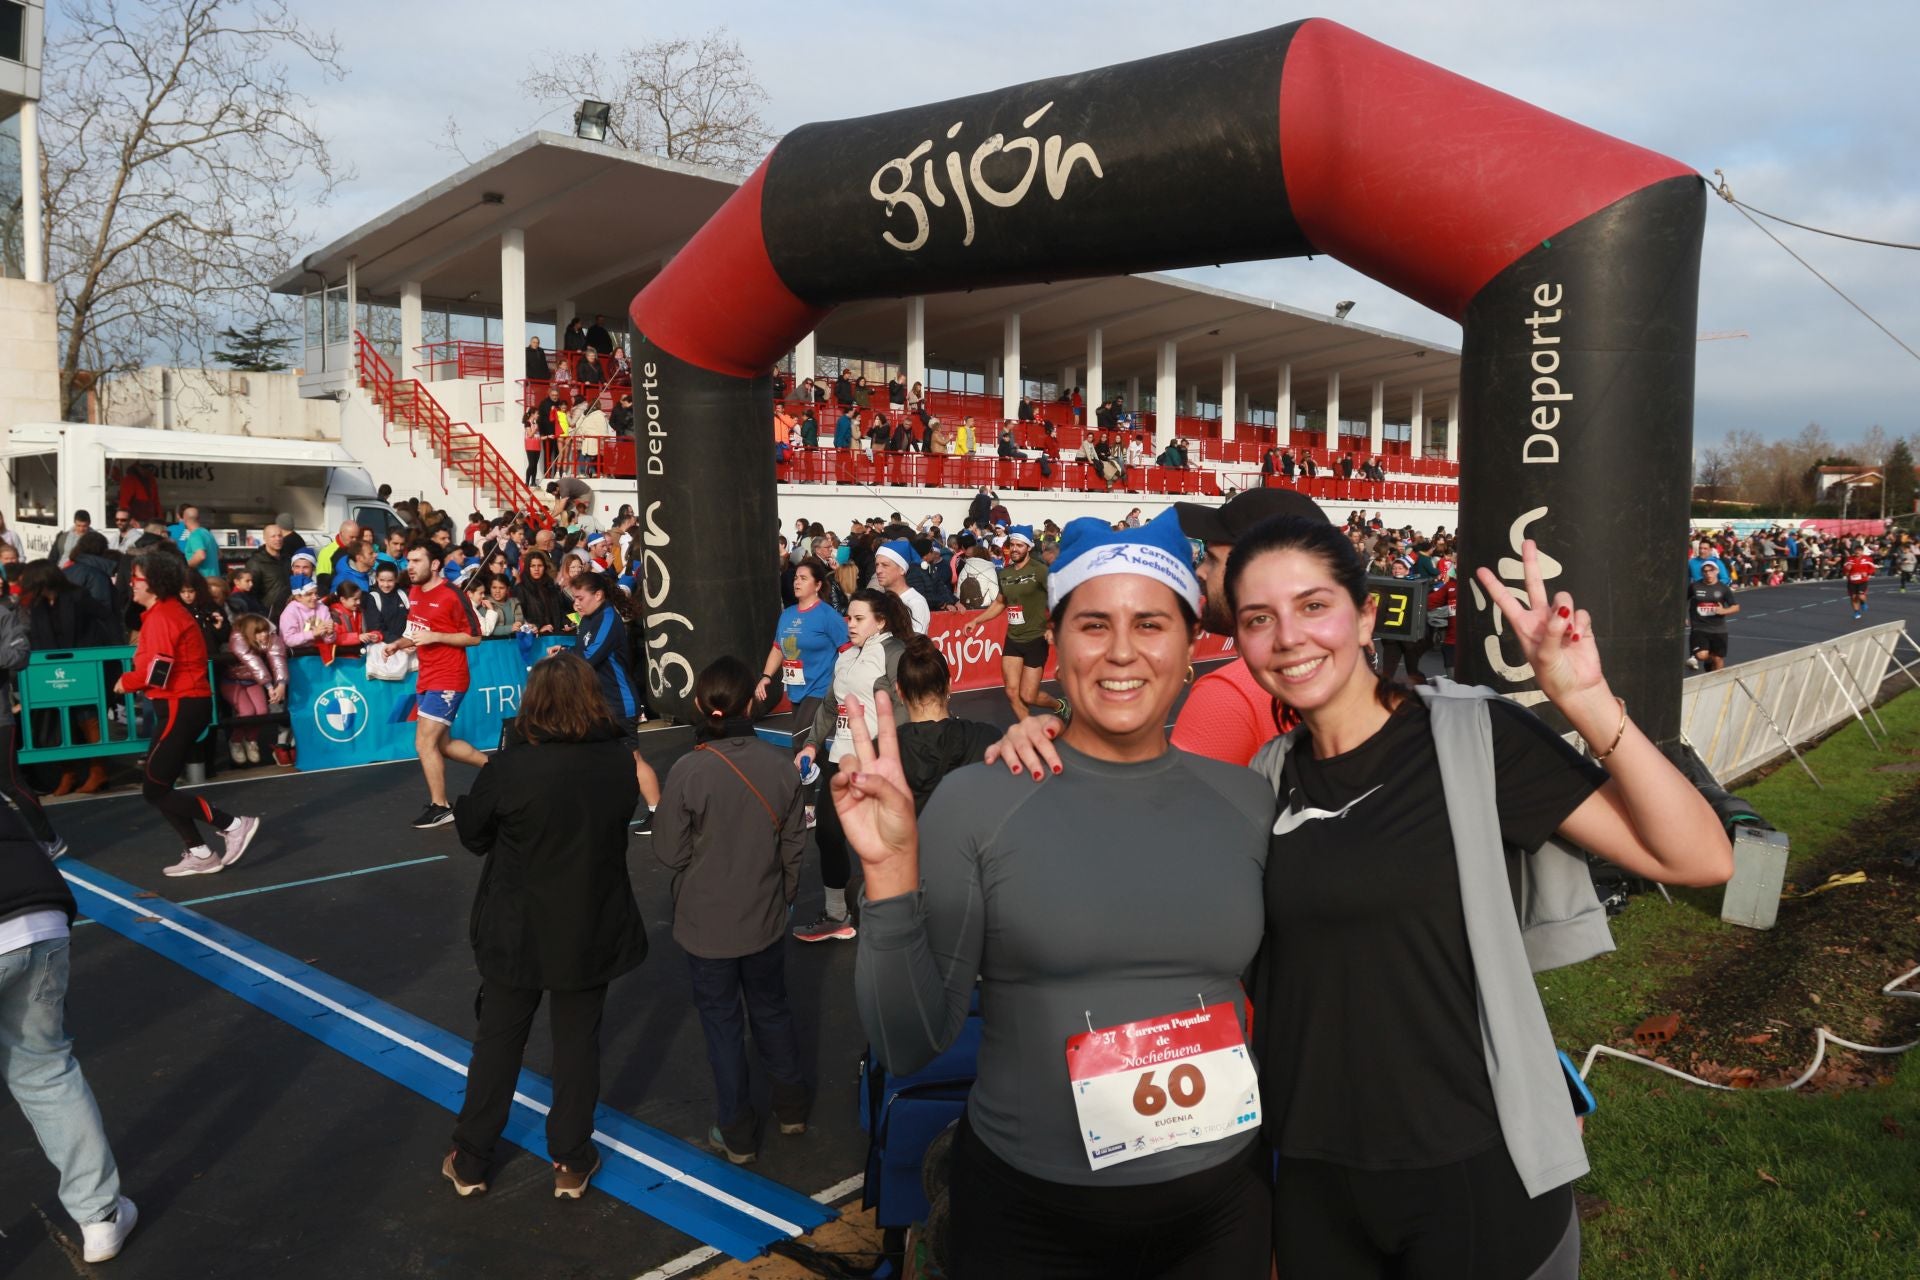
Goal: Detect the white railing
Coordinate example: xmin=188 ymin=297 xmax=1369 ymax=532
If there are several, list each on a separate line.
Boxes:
xmin=1678 ymin=621 xmax=1919 ymax=785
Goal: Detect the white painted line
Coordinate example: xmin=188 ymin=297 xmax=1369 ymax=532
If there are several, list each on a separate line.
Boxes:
xmin=629 ymin=1175 xmax=866 ymax=1280
xmin=64 ymin=871 xmax=808 ymax=1240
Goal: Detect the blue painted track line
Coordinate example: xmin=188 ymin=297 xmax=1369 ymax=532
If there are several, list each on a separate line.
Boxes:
xmin=60 ymin=860 xmax=834 ymax=1260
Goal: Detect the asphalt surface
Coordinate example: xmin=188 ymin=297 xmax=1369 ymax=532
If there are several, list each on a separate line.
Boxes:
xmin=2 ymin=572 xmax=1914 ymax=1279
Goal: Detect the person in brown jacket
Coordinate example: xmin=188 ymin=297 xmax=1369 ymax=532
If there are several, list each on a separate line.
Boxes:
xmin=653 ymin=655 xmax=811 ymax=1164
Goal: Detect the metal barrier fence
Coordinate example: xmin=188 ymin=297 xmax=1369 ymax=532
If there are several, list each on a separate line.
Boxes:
xmin=1678 ymin=621 xmax=1918 ymax=786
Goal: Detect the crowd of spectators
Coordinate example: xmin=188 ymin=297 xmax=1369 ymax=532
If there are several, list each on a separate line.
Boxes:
xmin=1686 ymin=523 xmax=1914 ymax=588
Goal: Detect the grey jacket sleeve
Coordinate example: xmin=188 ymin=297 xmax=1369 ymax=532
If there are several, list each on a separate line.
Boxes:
xmin=776 ymin=764 xmax=807 ymax=904
xmin=651 ymin=758 xmax=699 ymax=873
xmin=853 ymin=777 xmax=986 ymax=1076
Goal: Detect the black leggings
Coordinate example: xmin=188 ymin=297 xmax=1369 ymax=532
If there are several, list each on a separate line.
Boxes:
xmin=0 ymin=721 xmax=57 ymax=844
xmin=948 ymin=1113 xmax=1272 ymax=1279
xmin=144 ymin=697 xmax=233 ymax=849
xmin=1273 ymin=1144 xmax=1576 ymax=1279
xmin=812 ymin=756 xmax=851 ymax=892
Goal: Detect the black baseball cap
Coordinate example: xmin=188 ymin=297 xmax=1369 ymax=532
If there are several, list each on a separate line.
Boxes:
xmin=1173 ymin=488 xmax=1327 ymax=545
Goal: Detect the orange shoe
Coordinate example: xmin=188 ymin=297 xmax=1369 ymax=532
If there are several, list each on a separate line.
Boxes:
xmin=49 ymin=769 xmax=80 ymax=797
xmin=75 ymin=763 xmax=110 ymax=794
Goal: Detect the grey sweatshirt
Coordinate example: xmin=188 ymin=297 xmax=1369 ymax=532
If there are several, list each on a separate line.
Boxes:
xmin=856 ymin=743 xmax=1272 ymax=1186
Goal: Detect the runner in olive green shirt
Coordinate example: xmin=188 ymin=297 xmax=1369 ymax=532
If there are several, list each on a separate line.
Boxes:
xmin=962 ymin=526 xmax=1069 ymax=722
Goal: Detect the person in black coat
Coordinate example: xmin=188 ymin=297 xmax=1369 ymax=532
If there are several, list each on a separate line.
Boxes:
xmin=446 ymin=652 xmax=646 ymax=1199
xmin=525 ymin=337 xmax=551 ymax=381
xmin=585 ymin=315 xmax=613 ymax=356
xmin=513 ymin=551 xmax=573 ymax=634
xmin=363 ymin=563 xmax=409 ymax=643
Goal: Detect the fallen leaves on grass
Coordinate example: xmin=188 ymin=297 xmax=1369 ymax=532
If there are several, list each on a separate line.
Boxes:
xmin=1880 ymin=1114 xmax=1905 ymax=1138
xmin=1756 ymin=1168 xmax=1783 ymax=1187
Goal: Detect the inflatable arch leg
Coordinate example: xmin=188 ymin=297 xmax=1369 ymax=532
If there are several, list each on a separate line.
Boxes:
xmin=630 ymin=18 xmax=1703 ymax=741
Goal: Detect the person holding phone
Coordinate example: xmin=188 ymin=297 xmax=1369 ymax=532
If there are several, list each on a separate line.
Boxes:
xmin=988 ymin=512 xmax=1734 ymax=1279
xmin=116 ymin=552 xmax=261 ymax=876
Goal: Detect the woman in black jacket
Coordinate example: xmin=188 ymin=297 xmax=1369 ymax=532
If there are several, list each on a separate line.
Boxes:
xmin=514 ymin=551 xmax=572 ymax=635
xmin=445 ymin=651 xmax=646 ymax=1201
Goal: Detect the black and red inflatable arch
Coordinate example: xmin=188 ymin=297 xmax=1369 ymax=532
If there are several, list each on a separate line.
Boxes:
xmin=630 ymin=18 xmax=1704 ymax=740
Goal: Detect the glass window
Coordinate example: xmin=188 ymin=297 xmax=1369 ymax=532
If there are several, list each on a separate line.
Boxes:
xmin=353 ymin=505 xmax=400 ymax=541
xmin=323 ymin=285 xmax=347 ymax=347
xmin=304 ymin=292 xmax=323 ymax=348
xmin=0 ymin=4 xmax=23 ymax=64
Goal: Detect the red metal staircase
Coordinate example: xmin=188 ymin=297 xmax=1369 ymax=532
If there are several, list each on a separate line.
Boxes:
xmin=353 ymin=332 xmax=546 ymax=518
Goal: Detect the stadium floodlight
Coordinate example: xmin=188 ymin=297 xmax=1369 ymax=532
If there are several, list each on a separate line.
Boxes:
xmin=574 ymin=100 xmax=612 ymax=143
xmin=1333 ymin=300 xmax=1356 ymax=320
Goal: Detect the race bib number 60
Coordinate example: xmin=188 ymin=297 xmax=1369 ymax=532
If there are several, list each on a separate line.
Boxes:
xmin=1066 ymin=999 xmax=1259 ymax=1170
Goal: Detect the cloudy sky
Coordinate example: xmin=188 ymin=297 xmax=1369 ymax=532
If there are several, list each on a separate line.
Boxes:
xmin=284 ymin=0 xmax=1916 ymax=449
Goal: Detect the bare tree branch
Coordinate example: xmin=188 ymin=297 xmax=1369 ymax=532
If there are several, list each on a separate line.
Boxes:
xmin=42 ymin=0 xmax=351 ymax=417
xmin=519 ymin=27 xmax=774 ymax=172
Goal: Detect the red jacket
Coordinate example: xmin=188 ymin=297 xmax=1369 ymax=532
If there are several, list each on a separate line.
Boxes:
xmin=124 ymin=598 xmax=211 ymax=700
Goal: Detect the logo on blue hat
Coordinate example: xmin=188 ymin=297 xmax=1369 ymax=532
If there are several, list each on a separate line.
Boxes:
xmin=313 ymin=686 xmax=368 ymax=743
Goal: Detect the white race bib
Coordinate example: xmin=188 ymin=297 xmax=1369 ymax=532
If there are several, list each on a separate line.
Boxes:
xmin=1007 ymin=604 xmax=1025 ymax=627
xmin=782 ymin=659 xmax=805 ymax=686
xmin=1066 ymin=1000 xmax=1259 ymax=1170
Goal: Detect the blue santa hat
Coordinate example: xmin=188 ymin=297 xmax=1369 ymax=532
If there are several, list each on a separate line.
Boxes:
xmin=875 ymin=539 xmax=915 ymax=571
xmin=1004 ymin=524 xmax=1035 ymax=547
xmin=1046 ymin=509 xmax=1200 ymax=613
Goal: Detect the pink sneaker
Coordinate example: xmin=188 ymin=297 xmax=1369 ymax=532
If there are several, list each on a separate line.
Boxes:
xmin=162 ymin=849 xmax=223 ymax=877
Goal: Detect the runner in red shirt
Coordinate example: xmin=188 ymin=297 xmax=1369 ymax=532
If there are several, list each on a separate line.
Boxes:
xmin=1843 ymin=543 xmax=1878 ymax=620
xmin=116 ymin=552 xmax=260 ymax=876
xmin=391 ymin=543 xmax=485 ymax=828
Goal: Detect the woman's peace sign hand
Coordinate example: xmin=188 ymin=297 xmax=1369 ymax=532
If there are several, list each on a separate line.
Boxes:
xmin=1473 ymin=539 xmax=1607 ymax=710
xmin=830 ymin=691 xmax=921 ymax=900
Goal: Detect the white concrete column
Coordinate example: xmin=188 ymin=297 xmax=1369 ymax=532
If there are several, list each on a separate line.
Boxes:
xmin=1446 ymin=394 xmax=1460 ymax=462
xmin=1324 ymin=369 xmax=1340 ymax=448
xmin=1086 ymin=329 xmax=1104 ymax=409
xmin=19 ymin=102 xmax=42 ymax=283
xmin=986 ymin=357 xmax=1001 ymax=397
xmin=1220 ymin=353 xmax=1237 ymax=435
xmin=1276 ymin=363 xmax=1292 ymax=446
xmin=1155 ymin=340 xmax=1178 ymax=447
xmin=500 ymin=229 xmax=527 ymax=391
xmin=1239 ymin=392 xmax=1251 ymax=421
xmin=793 ymin=331 xmax=817 ymax=384
xmin=1060 ymin=366 xmax=1076 ymax=399
xmin=905 ymin=296 xmax=927 ymax=397
xmin=1127 ymin=375 xmax=1140 ymax=412
xmin=1369 ymin=379 xmax=1385 ymax=454
xmin=555 ymin=299 xmax=576 ymax=342
xmin=399 ymin=281 xmax=423 ymax=381
xmin=1409 ymin=387 xmax=1425 ymax=456
xmin=1000 ymin=313 xmax=1022 ymax=420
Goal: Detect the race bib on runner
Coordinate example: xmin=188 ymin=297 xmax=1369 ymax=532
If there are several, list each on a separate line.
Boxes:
xmin=835 ymin=702 xmax=850 ymax=734
xmin=1695 ymin=602 xmax=1718 ymax=616
xmin=1066 ymin=1000 xmax=1259 ymax=1171
xmin=1006 ymin=604 xmax=1025 ymax=627
xmin=782 ymin=659 xmax=806 ymax=686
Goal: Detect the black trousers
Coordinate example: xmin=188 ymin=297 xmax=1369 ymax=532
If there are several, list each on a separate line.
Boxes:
xmin=0 ymin=721 xmax=57 ymax=844
xmin=143 ymin=697 xmax=232 ymax=849
xmin=947 ymin=1113 xmax=1272 ymax=1279
xmin=812 ymin=757 xmax=852 ymax=892
xmin=452 ymin=980 xmax=608 ymax=1177
xmin=1273 ymin=1144 xmax=1576 ymax=1279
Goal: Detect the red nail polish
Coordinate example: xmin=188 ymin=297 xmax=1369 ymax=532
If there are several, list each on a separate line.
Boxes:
xmin=1569 ymin=632 xmax=1580 ymax=643
xmin=1051 ymin=765 xmax=1062 ymax=774
xmin=1032 ymin=770 xmax=1043 ymax=781
xmin=1557 ymin=606 xmax=1570 ymax=619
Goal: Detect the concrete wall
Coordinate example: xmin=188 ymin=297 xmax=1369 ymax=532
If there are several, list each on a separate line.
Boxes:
xmin=0 ymin=277 xmax=59 ymax=426
xmin=95 ymin=367 xmax=338 ymax=440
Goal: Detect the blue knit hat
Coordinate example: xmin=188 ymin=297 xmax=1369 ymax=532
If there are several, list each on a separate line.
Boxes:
xmin=1005 ymin=524 xmax=1035 ymax=547
xmin=875 ymin=539 xmax=915 ymax=571
xmin=1046 ymin=509 xmax=1200 ymax=613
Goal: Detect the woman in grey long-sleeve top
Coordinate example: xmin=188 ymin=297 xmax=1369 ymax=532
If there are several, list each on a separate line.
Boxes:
xmin=837 ymin=512 xmax=1274 ymax=1279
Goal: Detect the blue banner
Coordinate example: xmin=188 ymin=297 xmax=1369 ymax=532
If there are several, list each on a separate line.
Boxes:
xmin=287 ymin=636 xmax=572 ymax=771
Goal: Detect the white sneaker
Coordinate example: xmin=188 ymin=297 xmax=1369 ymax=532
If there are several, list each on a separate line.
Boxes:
xmin=244 ymin=739 xmax=261 ymax=765
xmin=220 ymin=815 xmax=261 ymax=867
xmin=163 ymin=849 xmax=223 ymax=877
xmin=228 ymin=740 xmax=247 ymax=765
xmin=81 ymin=1195 xmax=137 ymax=1262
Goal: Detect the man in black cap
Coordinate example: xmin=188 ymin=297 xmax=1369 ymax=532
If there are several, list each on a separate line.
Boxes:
xmin=1167 ymin=486 xmax=1328 ymax=764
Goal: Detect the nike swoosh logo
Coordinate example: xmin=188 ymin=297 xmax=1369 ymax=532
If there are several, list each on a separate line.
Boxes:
xmin=1271 ymin=785 xmax=1382 ymax=836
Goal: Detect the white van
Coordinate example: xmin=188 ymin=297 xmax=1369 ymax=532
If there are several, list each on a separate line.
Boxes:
xmin=1 ymin=422 xmax=409 ymax=563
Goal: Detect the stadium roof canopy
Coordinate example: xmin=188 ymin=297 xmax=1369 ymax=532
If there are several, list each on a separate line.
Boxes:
xmin=274 ymin=132 xmax=1461 ymax=419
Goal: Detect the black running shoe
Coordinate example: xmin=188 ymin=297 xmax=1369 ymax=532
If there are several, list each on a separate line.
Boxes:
xmin=412 ymin=803 xmax=456 ymax=829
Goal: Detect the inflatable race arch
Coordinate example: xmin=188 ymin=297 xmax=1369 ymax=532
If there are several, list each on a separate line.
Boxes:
xmin=629 ymin=18 xmax=1704 ymax=741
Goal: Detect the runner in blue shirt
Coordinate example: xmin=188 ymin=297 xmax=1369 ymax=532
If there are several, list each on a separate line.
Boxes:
xmin=755 ymin=557 xmax=848 ymax=742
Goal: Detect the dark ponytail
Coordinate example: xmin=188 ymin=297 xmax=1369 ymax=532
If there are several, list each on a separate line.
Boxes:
xmin=894 ymin=633 xmax=951 ymax=706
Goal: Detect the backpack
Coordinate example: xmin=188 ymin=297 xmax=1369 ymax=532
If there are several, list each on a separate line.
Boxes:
xmin=958 ymin=574 xmax=985 ymax=608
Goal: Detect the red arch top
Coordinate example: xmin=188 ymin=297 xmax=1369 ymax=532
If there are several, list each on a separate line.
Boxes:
xmin=1278 ymin=20 xmax=1694 ymax=321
